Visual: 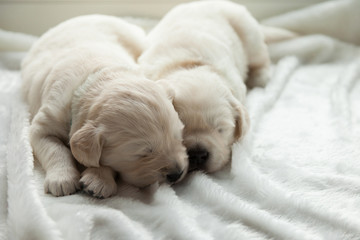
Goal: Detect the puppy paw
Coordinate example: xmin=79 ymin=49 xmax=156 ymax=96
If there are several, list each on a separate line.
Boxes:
xmin=80 ymin=167 xmax=117 ymax=199
xmin=44 ymin=167 xmax=80 ymax=196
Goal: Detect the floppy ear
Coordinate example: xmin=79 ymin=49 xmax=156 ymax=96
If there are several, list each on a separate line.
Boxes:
xmin=230 ymin=97 xmax=250 ymax=141
xmin=156 ymin=79 xmax=176 ymax=101
xmin=70 ymin=121 xmax=103 ymax=167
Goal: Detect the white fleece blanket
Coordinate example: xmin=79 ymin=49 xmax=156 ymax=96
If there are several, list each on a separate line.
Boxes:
xmin=1 ymin=0 xmax=360 ymax=239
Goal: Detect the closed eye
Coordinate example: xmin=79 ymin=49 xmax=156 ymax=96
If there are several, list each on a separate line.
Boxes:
xmin=217 ymin=127 xmax=232 ymax=135
xmin=138 ymin=148 xmax=153 ymax=159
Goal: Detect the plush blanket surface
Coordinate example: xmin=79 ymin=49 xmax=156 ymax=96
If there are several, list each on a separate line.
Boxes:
xmin=1 ymin=0 xmax=359 ymax=239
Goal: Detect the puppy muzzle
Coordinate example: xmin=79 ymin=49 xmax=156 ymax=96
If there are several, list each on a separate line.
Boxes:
xmin=187 ymin=146 xmax=209 ymax=171
xmin=166 ymin=170 xmax=184 ymax=183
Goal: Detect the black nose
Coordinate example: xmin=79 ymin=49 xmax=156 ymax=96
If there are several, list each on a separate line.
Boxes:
xmin=166 ymin=170 xmax=183 ymax=183
xmin=187 ymin=147 xmax=209 ymax=170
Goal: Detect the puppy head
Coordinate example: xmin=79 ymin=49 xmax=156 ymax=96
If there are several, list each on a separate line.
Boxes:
xmin=70 ymin=71 xmax=188 ymax=187
xmin=162 ymin=69 xmax=249 ymax=172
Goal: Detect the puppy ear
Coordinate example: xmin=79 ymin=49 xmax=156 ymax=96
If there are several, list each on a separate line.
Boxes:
xmin=70 ymin=121 xmax=103 ymax=167
xmin=230 ymin=97 xmax=250 ymax=141
xmin=156 ymin=79 xmax=176 ymax=101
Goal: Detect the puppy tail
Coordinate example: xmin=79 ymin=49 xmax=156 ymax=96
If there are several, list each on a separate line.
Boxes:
xmin=261 ymin=25 xmax=299 ymax=44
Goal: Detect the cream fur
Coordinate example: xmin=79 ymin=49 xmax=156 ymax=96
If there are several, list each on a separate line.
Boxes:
xmin=21 ymin=15 xmax=188 ymax=198
xmin=139 ymin=1 xmax=271 ymax=172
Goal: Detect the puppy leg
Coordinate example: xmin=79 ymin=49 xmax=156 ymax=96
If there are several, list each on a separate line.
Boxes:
xmin=80 ymin=166 xmax=117 ymax=199
xmin=225 ymin=3 xmax=271 ymax=87
xmin=30 ymin=111 xmax=80 ymax=196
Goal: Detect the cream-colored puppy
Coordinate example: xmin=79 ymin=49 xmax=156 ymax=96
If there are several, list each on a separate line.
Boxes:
xmin=139 ymin=1 xmax=271 ymax=172
xmin=22 ymin=15 xmax=188 ymax=198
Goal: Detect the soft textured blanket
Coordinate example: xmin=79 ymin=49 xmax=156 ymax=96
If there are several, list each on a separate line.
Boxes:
xmin=1 ymin=0 xmax=360 ymax=239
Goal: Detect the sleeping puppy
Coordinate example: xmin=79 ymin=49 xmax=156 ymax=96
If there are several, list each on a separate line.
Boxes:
xmin=139 ymin=1 xmax=271 ymax=172
xmin=21 ymin=15 xmax=188 ymax=198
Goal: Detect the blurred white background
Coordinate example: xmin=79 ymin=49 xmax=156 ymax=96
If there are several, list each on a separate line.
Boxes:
xmin=0 ymin=0 xmax=328 ymax=36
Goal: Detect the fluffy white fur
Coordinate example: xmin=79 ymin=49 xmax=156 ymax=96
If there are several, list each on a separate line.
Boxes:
xmin=139 ymin=1 xmax=271 ymax=172
xmin=21 ymin=15 xmax=188 ymax=198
